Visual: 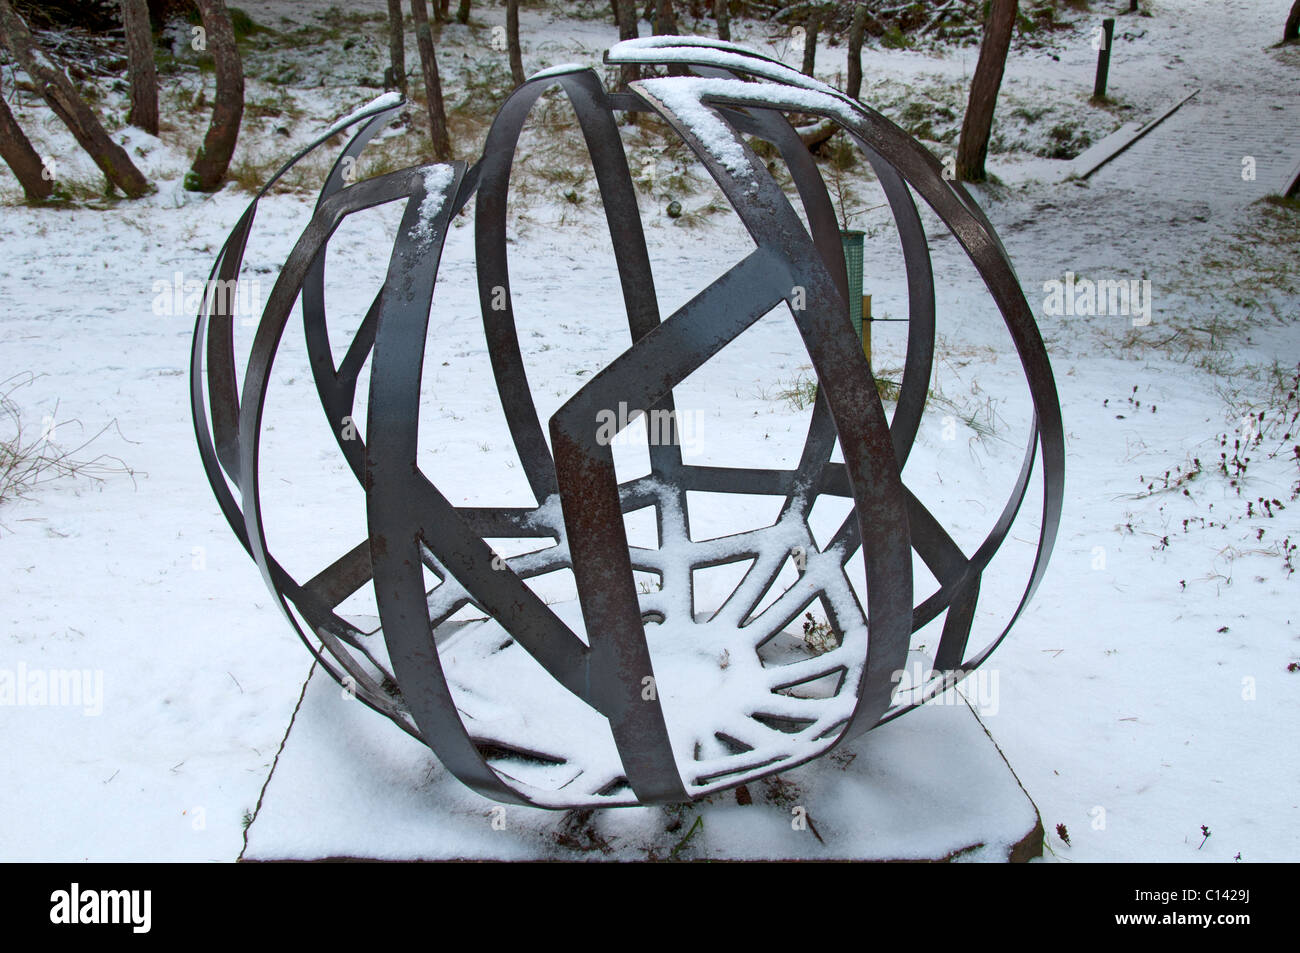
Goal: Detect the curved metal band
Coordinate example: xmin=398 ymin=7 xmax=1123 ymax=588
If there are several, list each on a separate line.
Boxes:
xmin=653 ymin=79 xmax=1063 ymax=732
xmin=191 ymin=50 xmax=1063 ymax=807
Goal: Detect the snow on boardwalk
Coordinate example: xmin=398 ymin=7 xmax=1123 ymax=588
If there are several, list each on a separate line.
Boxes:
xmin=1090 ymin=91 xmax=1300 ymax=207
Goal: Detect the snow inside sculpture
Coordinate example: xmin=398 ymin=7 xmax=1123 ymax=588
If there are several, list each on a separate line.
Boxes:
xmin=190 ymin=38 xmax=1063 ymax=809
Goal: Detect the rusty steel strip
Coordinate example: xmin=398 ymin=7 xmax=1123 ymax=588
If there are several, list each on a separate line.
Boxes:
xmin=192 ymin=43 xmax=1063 ymax=809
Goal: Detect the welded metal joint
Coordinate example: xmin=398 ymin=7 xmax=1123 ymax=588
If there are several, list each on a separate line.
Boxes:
xmin=191 ymin=40 xmax=1063 ymax=809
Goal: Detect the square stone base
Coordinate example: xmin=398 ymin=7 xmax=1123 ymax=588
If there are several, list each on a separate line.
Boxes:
xmin=242 ymin=666 xmax=1042 ymax=862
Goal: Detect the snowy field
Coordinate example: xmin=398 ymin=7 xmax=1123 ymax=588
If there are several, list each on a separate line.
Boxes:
xmin=1 ymin=0 xmax=1297 ymax=862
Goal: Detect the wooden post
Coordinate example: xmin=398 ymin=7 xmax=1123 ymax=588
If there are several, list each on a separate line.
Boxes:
xmin=861 ymin=294 xmax=872 ymax=362
xmin=1093 ymin=18 xmax=1115 ymax=101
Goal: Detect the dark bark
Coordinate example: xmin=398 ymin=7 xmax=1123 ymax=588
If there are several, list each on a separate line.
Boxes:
xmin=654 ymin=0 xmax=679 ymax=34
xmin=0 ymin=93 xmax=53 ymax=200
xmin=186 ymin=0 xmax=243 ymax=191
xmin=0 ymin=0 xmax=150 ymax=197
xmin=436 ymin=0 xmax=449 ymax=22
xmin=1286 ymin=0 xmax=1300 ymax=41
xmin=846 ymin=3 xmax=867 ymax=99
xmin=956 ymin=0 xmax=1017 ymax=183
xmin=410 ymin=0 xmax=451 ymax=160
xmin=714 ymin=0 xmax=730 ymax=41
xmin=614 ymin=0 xmax=639 ymax=88
xmin=798 ymin=117 xmax=836 ymax=150
xmin=506 ymin=0 xmax=524 ymax=87
xmin=801 ymin=11 xmax=819 ymax=77
xmin=386 ymin=0 xmax=406 ymax=95
xmin=121 ymin=0 xmax=158 ymax=135
xmin=455 ymin=0 xmax=470 ymax=25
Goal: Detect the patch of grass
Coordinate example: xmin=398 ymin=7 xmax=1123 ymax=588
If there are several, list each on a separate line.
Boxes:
xmin=801 ymin=612 xmax=839 ymax=655
xmin=0 ymin=373 xmax=134 ymax=508
xmin=667 ymin=814 xmax=703 ymax=859
xmin=229 ymin=7 xmax=268 ymax=40
xmin=772 ymin=365 xmax=911 ymax=413
xmin=244 ymin=91 xmax=304 ymax=123
xmin=775 ymin=371 xmax=819 ymax=411
xmin=880 ymin=24 xmax=913 ymax=49
xmin=227 ymin=152 xmax=283 ymax=193
xmin=1040 ymin=121 xmax=1092 ymax=160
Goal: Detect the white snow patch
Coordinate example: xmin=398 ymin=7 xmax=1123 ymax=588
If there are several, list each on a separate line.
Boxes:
xmin=319 ymin=91 xmax=402 ymax=140
xmin=612 ymin=39 xmax=841 ymax=100
xmin=410 ymin=165 xmax=455 ymax=247
xmin=635 ymin=79 xmax=755 ymax=183
xmin=527 ymin=63 xmax=588 ymax=81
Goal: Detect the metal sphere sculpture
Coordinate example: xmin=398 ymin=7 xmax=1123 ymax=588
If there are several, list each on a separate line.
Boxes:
xmin=191 ymin=38 xmax=1064 ymax=809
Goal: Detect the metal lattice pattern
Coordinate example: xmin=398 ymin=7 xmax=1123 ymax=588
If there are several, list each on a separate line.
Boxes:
xmin=191 ymin=39 xmax=1064 ymax=809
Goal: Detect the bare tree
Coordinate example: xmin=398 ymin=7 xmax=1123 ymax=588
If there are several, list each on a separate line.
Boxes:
xmin=386 ymin=0 xmax=407 ymax=95
xmin=121 ymin=0 xmax=158 ymax=135
xmin=846 ymin=3 xmax=867 ymax=99
xmin=956 ymin=0 xmax=1017 ymax=183
xmin=0 ymin=0 xmax=150 ymax=197
xmin=506 ymin=0 xmax=524 ymax=86
xmin=410 ymin=0 xmax=451 ymax=160
xmin=714 ymin=0 xmax=730 ymax=41
xmin=456 ymin=0 xmax=471 ymax=25
xmin=436 ymin=0 xmax=449 ymax=23
xmin=654 ymin=0 xmax=679 ymax=34
xmin=185 ymin=0 xmax=243 ymax=191
xmin=614 ymin=0 xmax=639 ymax=87
xmin=801 ymin=8 xmax=820 ymax=77
xmin=1287 ymin=0 xmax=1300 ymax=41
xmin=0 ymin=94 xmax=52 ymax=200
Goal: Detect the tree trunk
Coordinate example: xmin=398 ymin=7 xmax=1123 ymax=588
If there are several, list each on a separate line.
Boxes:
xmin=956 ymin=0 xmax=1017 ymax=183
xmin=801 ymin=11 xmax=819 ymax=77
xmin=654 ymin=0 xmax=679 ymax=34
xmin=0 ymin=93 xmax=52 ymax=200
xmin=0 ymin=0 xmax=150 ymax=197
xmin=1286 ymin=0 xmax=1300 ymax=41
xmin=436 ymin=0 xmax=449 ymax=23
xmin=121 ymin=0 xmax=158 ymax=135
xmin=614 ymin=0 xmax=639 ymax=87
xmin=798 ymin=117 xmax=836 ymax=151
xmin=410 ymin=0 xmax=451 ymax=160
xmin=846 ymin=3 xmax=867 ymax=99
xmin=506 ymin=0 xmax=525 ymax=86
xmin=714 ymin=0 xmax=730 ymax=41
xmin=386 ymin=0 xmax=407 ymax=95
xmin=186 ymin=0 xmax=243 ymax=191
xmin=455 ymin=0 xmax=470 ymax=25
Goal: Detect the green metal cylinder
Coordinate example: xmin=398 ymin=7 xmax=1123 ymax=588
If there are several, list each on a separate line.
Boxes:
xmin=840 ymin=230 xmax=865 ymax=338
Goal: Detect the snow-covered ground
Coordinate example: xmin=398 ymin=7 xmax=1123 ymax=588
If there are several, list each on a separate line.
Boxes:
xmin=0 ymin=0 xmax=1296 ymax=861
